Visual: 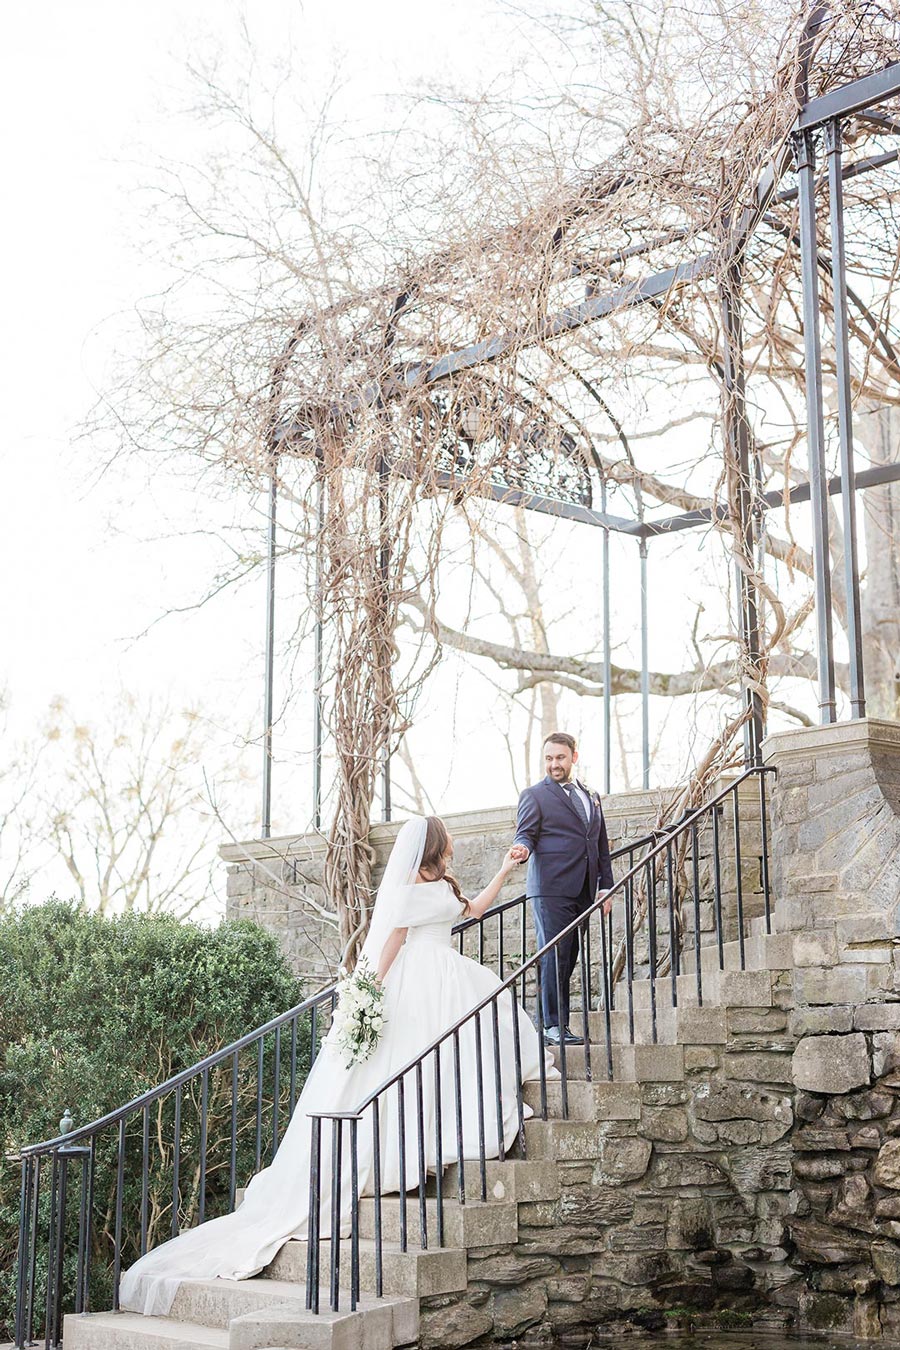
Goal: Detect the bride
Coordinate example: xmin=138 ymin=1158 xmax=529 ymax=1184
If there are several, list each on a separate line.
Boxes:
xmin=121 ymin=814 xmax=554 ymax=1317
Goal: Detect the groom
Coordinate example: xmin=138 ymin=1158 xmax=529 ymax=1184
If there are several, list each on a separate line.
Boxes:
xmin=512 ymin=732 xmax=614 ymax=1046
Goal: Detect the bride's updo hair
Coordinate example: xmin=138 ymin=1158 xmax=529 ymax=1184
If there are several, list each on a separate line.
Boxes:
xmin=420 ymin=816 xmax=469 ymax=915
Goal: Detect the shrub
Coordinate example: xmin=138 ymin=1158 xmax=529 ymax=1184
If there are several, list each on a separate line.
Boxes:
xmin=0 ymin=900 xmax=308 ymax=1340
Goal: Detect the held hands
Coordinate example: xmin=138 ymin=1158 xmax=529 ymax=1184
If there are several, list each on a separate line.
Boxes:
xmin=500 ymin=847 xmax=526 ymax=877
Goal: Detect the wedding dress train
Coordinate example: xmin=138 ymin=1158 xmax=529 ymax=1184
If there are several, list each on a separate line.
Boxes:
xmin=120 ymin=877 xmax=552 ymax=1317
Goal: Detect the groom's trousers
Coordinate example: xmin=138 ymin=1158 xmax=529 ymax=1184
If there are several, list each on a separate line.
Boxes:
xmin=531 ymin=876 xmax=593 ymax=1031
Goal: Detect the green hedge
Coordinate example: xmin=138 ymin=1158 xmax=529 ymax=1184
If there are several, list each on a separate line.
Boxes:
xmin=0 ymin=901 xmax=308 ymax=1341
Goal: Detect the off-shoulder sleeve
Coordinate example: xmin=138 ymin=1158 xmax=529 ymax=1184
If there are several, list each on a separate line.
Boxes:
xmin=395 ymin=882 xmax=461 ymax=928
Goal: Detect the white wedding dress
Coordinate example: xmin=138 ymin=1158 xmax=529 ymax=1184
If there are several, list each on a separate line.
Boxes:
xmin=120 ymin=842 xmax=553 ymax=1318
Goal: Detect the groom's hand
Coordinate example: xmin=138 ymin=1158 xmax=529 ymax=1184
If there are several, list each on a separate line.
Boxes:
xmin=510 ymin=844 xmax=529 ymax=862
xmin=598 ymin=890 xmax=613 ymax=917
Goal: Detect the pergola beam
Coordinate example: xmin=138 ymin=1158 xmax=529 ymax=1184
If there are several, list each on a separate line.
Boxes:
xmin=798 ymin=61 xmax=900 ymax=131
xmin=642 ymin=460 xmax=900 ymax=538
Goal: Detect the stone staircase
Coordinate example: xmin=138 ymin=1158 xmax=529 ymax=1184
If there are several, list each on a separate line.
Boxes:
xmin=63 ymin=907 xmax=797 ymax=1350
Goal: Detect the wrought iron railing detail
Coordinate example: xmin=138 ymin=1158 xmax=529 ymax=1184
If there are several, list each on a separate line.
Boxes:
xmin=11 ymin=765 xmax=774 ymax=1342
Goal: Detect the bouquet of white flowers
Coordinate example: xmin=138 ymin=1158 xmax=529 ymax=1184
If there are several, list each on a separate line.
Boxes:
xmin=332 ymin=958 xmax=387 ymax=1068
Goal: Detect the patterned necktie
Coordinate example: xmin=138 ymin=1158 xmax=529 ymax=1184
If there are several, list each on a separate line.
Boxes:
xmin=563 ymin=782 xmax=589 ymax=827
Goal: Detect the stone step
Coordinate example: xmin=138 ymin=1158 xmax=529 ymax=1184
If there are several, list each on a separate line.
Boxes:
xmin=630 ymin=969 xmax=721 ymax=1010
xmin=63 ymin=1312 xmax=228 ymax=1350
xmin=523 ymin=1075 xmax=645 ymax=1119
xmin=358 ymin=1195 xmax=517 ymax=1247
xmin=64 ymin=1289 xmax=417 ymax=1350
xmin=168 ymin=1278 xmax=309 ymax=1331
xmin=437 ymin=1157 xmax=560 ymax=1203
xmin=585 ymin=1006 xmax=676 ymax=1045
xmin=681 ymin=934 xmax=765 ymax=975
xmin=268 ymin=1236 xmax=468 ymax=1299
xmin=523 ymin=1111 xmax=639 ymax=1161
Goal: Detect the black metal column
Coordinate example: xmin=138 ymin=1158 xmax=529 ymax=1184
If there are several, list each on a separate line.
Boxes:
xmin=721 ymin=268 xmax=765 ymax=763
xmin=601 ymin=478 xmax=612 ymax=794
xmin=794 ymin=127 xmax=837 ymax=723
xmin=825 ymin=118 xmax=866 ymax=718
xmin=261 ymin=460 xmax=278 ymax=838
xmin=313 ymin=468 xmax=325 ymax=828
xmin=639 ymin=538 xmax=650 ymax=789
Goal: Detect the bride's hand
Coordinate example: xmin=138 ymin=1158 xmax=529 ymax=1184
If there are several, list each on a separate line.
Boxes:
xmin=500 ymin=848 xmax=523 ymax=877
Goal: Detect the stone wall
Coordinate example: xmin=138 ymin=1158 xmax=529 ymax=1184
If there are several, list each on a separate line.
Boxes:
xmin=420 ymin=972 xmax=800 ymax=1346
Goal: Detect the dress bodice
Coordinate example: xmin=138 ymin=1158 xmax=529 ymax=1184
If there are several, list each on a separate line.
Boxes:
xmin=402 ymin=880 xmax=462 ymax=949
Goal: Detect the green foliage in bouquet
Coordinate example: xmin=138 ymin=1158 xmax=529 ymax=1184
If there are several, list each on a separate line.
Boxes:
xmin=0 ymin=900 xmax=307 ymax=1341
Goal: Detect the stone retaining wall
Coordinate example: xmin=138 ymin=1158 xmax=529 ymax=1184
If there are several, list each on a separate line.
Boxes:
xmin=420 ymin=976 xmax=799 ymax=1347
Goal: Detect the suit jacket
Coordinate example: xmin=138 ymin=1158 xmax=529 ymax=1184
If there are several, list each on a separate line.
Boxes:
xmin=514 ymin=775 xmax=614 ymax=900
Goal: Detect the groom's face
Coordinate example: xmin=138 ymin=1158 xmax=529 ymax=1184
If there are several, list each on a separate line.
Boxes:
xmin=545 ymin=743 xmax=577 ymax=782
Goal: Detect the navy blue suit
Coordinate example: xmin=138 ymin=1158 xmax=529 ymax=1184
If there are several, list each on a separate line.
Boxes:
xmin=514 ymin=775 xmax=614 ymax=1031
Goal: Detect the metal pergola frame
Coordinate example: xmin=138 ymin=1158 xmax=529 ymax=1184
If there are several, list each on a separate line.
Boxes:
xmin=257 ymin=59 xmax=900 ymax=837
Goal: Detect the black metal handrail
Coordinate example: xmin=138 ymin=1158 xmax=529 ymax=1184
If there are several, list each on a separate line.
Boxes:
xmin=305 ymin=765 xmax=775 ymax=1314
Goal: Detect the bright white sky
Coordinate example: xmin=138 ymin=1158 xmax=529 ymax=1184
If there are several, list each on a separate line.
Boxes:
xmin=0 ymin=1 xmax=824 ymax=909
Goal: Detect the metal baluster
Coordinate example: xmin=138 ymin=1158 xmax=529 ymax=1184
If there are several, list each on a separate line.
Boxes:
xmin=509 ymin=982 xmax=527 ymax=1158
xmin=255 ymin=1038 xmax=265 ymax=1172
xmin=26 ymin=1154 xmax=41 ymax=1344
xmin=759 ymin=770 xmax=772 ymax=933
xmin=290 ymin=1015 xmax=298 ymax=1112
xmin=607 ymin=904 xmax=615 ymax=1011
xmin=554 ymin=948 xmax=569 ymax=1116
xmin=497 ymin=911 xmax=504 ymax=978
xmin=478 ymin=920 xmax=485 ymax=966
xmin=647 ymin=859 xmax=658 ymax=1044
xmin=311 ymin=1005 xmax=319 ymax=1065
xmin=520 ymin=900 xmax=527 ymax=1001
xmin=733 ymin=789 xmax=746 ymax=966
xmin=415 ymin=1063 xmax=428 ymax=1249
xmin=305 ymin=1117 xmax=321 ymax=1313
xmin=272 ymin=1024 xmax=281 ymax=1159
xmin=82 ymin=1138 xmax=96 ymax=1313
xmin=691 ymin=824 xmax=703 ymax=1006
xmin=229 ymin=1053 xmax=239 ymax=1213
xmin=172 ymin=1084 xmax=182 ymax=1237
xmin=330 ymin=1119 xmax=343 ymax=1312
xmin=473 ymin=1012 xmax=487 ymax=1201
xmin=112 ymin=1120 xmax=125 ymax=1311
xmin=397 ymin=1078 xmax=408 ymax=1251
xmin=597 ymin=908 xmax=613 ymax=1079
xmin=372 ymin=1100 xmax=383 ymax=1297
xmin=433 ymin=1048 xmax=444 ymax=1245
xmin=578 ymin=923 xmax=593 ymax=1081
xmin=712 ymin=806 xmax=725 ymax=969
xmin=14 ymin=1158 xmax=30 ymax=1350
xmin=534 ymin=961 xmax=548 ymax=1120
xmin=584 ymin=912 xmax=593 ymax=1014
xmin=74 ymin=1151 xmax=88 ymax=1315
xmin=666 ymin=841 xmax=678 ymax=1008
xmin=490 ymin=999 xmax=505 ymax=1163
xmin=350 ymin=1119 xmax=360 ymax=1311
xmin=199 ymin=1067 xmax=209 ymax=1224
xmin=51 ymin=1152 xmax=67 ymax=1350
xmin=140 ymin=1103 xmax=150 ymax=1254
xmin=625 ymin=856 xmax=635 ymax=1043
xmin=452 ymin=1031 xmax=465 ymax=1205
xmin=44 ymin=1152 xmax=59 ymax=1349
